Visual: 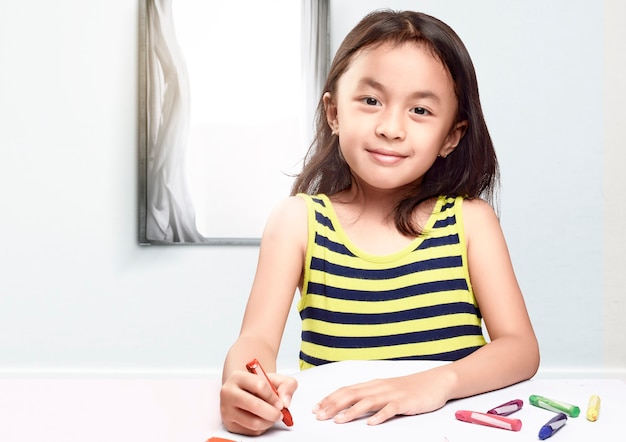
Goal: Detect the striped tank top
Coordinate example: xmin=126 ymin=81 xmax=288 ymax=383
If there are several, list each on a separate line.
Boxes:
xmin=297 ymin=193 xmax=486 ymax=370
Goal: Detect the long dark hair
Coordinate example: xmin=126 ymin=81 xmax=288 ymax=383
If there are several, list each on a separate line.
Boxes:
xmin=291 ymin=9 xmax=499 ymax=235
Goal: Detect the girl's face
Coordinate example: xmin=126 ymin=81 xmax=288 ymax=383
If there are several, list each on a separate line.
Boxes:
xmin=324 ymin=42 xmax=467 ymax=193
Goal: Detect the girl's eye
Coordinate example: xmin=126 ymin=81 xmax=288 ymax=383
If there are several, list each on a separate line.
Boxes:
xmin=412 ymin=107 xmax=430 ymax=115
xmin=364 ymin=97 xmax=379 ymax=106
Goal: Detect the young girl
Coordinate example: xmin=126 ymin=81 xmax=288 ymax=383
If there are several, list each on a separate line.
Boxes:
xmin=220 ymin=9 xmax=539 ymax=436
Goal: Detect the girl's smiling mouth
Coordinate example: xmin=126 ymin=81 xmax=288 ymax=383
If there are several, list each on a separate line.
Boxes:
xmin=366 ymin=148 xmax=408 ymax=165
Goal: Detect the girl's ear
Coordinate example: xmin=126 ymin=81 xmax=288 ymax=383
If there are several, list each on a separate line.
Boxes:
xmin=440 ymin=120 xmax=468 ymax=157
xmin=323 ymin=92 xmax=339 ymax=133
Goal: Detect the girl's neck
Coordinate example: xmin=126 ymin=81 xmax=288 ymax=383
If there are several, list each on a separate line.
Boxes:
xmin=328 ymin=185 xmax=420 ymax=255
xmin=333 ymin=181 xmax=413 ymax=226
xmin=332 ymin=181 xmax=414 ymax=217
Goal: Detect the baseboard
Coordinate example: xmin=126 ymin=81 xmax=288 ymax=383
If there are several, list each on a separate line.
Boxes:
xmin=536 ymin=367 xmax=626 ymax=381
xmin=2 ymin=366 xmax=625 ymax=381
xmin=0 ymin=368 xmax=223 ymax=378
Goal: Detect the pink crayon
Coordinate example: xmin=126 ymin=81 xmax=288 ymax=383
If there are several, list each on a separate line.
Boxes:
xmin=455 ymin=410 xmax=522 ymax=431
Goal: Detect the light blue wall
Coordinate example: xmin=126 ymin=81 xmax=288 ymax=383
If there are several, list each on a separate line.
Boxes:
xmin=0 ymin=0 xmax=623 ymax=376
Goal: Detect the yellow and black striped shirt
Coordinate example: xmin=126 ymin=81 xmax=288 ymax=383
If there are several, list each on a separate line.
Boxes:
xmin=297 ymin=194 xmax=486 ymax=370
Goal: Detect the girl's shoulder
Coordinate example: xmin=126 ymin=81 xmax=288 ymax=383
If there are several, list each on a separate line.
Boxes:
xmin=261 ymin=195 xmax=308 ymax=254
xmin=459 ymin=197 xmax=501 ymax=243
xmin=266 ymin=195 xmax=308 ymax=228
xmin=460 ymin=197 xmax=497 ymax=219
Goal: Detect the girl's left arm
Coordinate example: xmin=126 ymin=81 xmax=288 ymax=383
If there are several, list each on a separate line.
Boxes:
xmin=313 ymin=198 xmax=539 ymax=425
xmin=443 ymin=198 xmax=540 ymax=395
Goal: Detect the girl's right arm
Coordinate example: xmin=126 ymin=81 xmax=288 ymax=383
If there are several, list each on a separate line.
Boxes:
xmin=220 ymin=196 xmax=307 ymax=436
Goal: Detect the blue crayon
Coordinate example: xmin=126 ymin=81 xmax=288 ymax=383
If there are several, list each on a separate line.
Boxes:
xmin=538 ymin=412 xmax=567 ymax=440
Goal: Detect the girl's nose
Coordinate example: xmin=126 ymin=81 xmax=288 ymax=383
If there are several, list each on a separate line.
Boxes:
xmin=375 ymin=108 xmax=406 ymax=140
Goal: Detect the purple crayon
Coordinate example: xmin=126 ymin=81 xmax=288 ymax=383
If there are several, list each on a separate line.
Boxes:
xmin=487 ymin=399 xmax=523 ymax=416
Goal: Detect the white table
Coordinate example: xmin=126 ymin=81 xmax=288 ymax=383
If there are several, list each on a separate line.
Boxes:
xmin=1 ymin=361 xmax=623 ymax=441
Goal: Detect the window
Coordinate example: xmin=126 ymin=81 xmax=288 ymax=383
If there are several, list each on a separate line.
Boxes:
xmin=139 ymin=0 xmax=329 ymax=244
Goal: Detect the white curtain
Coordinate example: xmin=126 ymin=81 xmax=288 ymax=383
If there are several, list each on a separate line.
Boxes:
xmin=145 ymin=0 xmax=207 ymax=243
xmin=301 ymin=0 xmax=330 ymax=141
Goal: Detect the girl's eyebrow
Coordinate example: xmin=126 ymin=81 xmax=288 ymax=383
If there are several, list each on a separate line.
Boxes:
xmin=357 ymin=77 xmax=441 ymax=103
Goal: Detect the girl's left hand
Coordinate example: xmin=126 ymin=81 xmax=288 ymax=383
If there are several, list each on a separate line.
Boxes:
xmin=312 ymin=370 xmax=452 ymax=425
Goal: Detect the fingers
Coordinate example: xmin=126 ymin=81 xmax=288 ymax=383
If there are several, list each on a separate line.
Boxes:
xmin=220 ymin=370 xmax=287 ymax=435
xmin=267 ymin=372 xmax=298 ymax=407
xmin=314 ymin=395 xmax=401 ymax=425
xmin=333 ymin=395 xmax=379 ymax=424
xmin=314 ymin=392 xmax=392 ymax=424
xmin=223 ymin=410 xmax=273 ymax=436
xmin=312 ymin=377 xmax=425 ymax=425
xmin=313 ymin=384 xmax=373 ymax=423
xmin=367 ymin=402 xmax=401 ymax=425
xmin=220 ymin=401 xmax=278 ymax=436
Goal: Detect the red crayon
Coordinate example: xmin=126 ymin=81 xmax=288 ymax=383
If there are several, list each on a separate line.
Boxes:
xmin=246 ymin=358 xmax=294 ymax=427
xmin=455 ymin=410 xmax=522 ymax=431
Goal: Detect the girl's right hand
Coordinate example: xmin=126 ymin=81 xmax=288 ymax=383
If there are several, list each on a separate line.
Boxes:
xmin=220 ymin=369 xmax=297 ymax=436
